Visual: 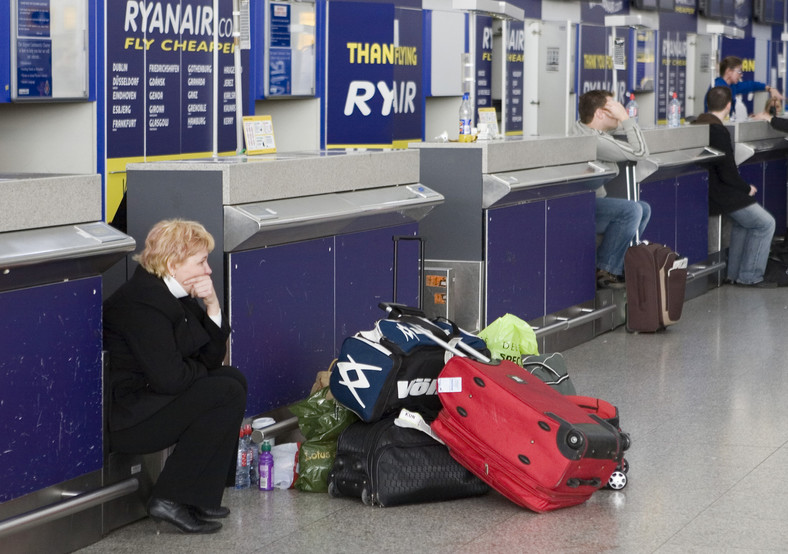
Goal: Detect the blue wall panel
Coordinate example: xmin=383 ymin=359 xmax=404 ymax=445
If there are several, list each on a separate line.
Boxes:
xmin=641 ymin=177 xmax=678 ymax=249
xmin=546 ymin=192 xmax=596 ymax=314
xmin=0 ymin=277 xmax=103 ymax=502
xmin=676 ymin=171 xmax=709 ymax=263
xmin=335 ymin=224 xmax=419 ymax=350
xmin=229 ymin=239 xmax=334 ymax=416
xmin=486 ymin=202 xmax=546 ymax=323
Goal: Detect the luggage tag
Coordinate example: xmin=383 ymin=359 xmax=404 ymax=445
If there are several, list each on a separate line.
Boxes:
xmin=437 ymin=377 xmax=462 ymax=393
xmin=394 ymin=408 xmax=445 ymax=444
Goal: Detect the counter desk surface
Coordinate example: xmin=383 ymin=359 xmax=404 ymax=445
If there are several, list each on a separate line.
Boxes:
xmin=126 ymin=149 xmax=420 ymax=206
xmin=0 ymin=173 xmax=102 ymax=233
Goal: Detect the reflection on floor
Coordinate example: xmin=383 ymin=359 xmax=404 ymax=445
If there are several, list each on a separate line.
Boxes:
xmin=78 ymin=285 xmax=788 ymax=553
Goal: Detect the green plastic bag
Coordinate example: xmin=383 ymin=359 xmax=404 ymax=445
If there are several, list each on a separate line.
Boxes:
xmin=290 ymin=385 xmax=357 ymax=493
xmin=294 ymin=439 xmax=337 ymax=493
xmin=290 ymin=386 xmax=358 ymax=441
xmin=478 ymin=313 xmax=539 ymax=366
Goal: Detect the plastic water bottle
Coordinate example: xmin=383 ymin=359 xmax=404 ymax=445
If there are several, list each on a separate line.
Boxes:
xmin=459 ymin=92 xmax=472 ymax=143
xmin=246 ymin=426 xmax=258 ymax=486
xmin=668 ymin=92 xmax=681 ymax=128
xmin=258 ymin=441 xmax=274 ymax=491
xmin=626 ymin=93 xmax=638 ymax=123
xmin=235 ymin=428 xmax=251 ymax=489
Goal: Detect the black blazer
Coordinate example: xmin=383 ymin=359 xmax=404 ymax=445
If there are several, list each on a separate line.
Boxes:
xmin=103 ymin=265 xmax=231 ymax=431
xmin=692 ymin=113 xmax=756 ymax=215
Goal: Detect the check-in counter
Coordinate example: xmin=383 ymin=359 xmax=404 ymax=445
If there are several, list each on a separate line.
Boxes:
xmin=624 ymin=126 xmax=725 ymax=298
xmin=729 ymin=119 xmax=788 ymax=235
xmin=0 ymin=174 xmax=136 ymax=552
xmin=412 ymin=136 xmax=618 ymax=351
xmin=125 ymin=150 xmax=442 ymax=416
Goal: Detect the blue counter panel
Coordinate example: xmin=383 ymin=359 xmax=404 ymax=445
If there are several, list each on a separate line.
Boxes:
xmin=229 ymin=239 xmax=334 ymax=416
xmin=676 ymin=172 xmax=709 ymax=263
xmin=545 ymin=193 xmax=596 ymax=314
xmin=640 ymin=177 xmax=677 ymax=249
xmin=764 ymin=159 xmax=787 ymax=232
xmin=0 ymin=277 xmax=103 ymax=503
xmin=335 ymin=224 xmax=419 ymax=347
xmin=486 ymin=201 xmax=546 ymax=323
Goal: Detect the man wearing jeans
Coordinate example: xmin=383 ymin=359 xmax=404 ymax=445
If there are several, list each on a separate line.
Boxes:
xmin=574 ymin=90 xmax=651 ymax=289
xmin=692 ymin=86 xmax=777 ymax=287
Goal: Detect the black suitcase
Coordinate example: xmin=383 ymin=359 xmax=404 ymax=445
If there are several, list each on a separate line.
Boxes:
xmin=327 ymin=415 xmax=489 ymax=507
xmin=624 ymin=242 xmax=687 ymax=332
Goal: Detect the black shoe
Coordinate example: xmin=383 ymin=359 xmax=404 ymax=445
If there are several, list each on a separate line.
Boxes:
xmin=148 ymin=498 xmax=222 ymax=534
xmin=734 ymin=280 xmax=778 ymax=288
xmin=189 ymin=505 xmax=231 ymax=519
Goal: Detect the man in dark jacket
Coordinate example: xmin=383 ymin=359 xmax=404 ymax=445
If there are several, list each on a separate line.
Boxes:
xmin=692 ymin=86 xmax=776 ymax=287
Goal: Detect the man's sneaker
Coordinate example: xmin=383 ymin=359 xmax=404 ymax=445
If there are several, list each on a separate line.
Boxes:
xmin=734 ymin=280 xmax=778 ymax=289
xmin=597 ymin=269 xmax=625 ymax=289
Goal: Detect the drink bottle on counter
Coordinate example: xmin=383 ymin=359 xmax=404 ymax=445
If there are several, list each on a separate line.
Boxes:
xmin=258 ymin=441 xmax=274 ymax=491
xmin=459 ymin=92 xmax=472 ymax=142
xmin=626 ymin=93 xmax=638 ymax=122
xmin=668 ymin=92 xmax=681 ymax=128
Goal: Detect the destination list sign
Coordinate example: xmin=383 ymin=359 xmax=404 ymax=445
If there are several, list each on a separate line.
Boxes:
xmin=107 ymin=0 xmax=239 ymax=158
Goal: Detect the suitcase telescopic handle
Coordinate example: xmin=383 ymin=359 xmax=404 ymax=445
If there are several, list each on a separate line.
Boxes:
xmin=407 ymin=323 xmax=492 ymax=363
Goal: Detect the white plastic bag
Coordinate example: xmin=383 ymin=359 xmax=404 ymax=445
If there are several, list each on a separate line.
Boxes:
xmin=271 ymin=443 xmax=300 ymax=489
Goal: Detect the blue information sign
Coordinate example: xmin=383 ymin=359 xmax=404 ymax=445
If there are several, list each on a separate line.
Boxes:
xmin=17 ymin=0 xmax=50 ymax=37
xmin=16 ymin=38 xmax=51 ymax=98
xmin=268 ymin=3 xmax=292 ymax=95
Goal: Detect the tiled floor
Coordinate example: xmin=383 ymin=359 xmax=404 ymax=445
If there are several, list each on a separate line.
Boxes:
xmin=77 ymin=284 xmax=788 ymax=553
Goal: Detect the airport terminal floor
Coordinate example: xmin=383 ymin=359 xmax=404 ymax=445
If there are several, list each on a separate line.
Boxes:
xmin=77 ymin=284 xmax=788 ymax=553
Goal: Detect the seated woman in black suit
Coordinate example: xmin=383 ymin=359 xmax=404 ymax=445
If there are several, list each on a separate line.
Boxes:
xmin=103 ymin=219 xmax=247 ymax=534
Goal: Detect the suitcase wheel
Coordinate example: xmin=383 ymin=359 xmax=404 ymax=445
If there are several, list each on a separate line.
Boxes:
xmin=566 ymin=430 xmax=585 ymax=450
xmin=621 ymin=432 xmax=632 ymax=451
xmin=619 ymin=458 xmax=629 ymax=474
xmin=606 ymin=470 xmax=627 ymax=490
xmin=327 ymin=480 xmax=341 ymax=498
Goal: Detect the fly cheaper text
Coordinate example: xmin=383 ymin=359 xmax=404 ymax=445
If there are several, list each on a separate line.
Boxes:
xmin=343 ymin=42 xmax=419 ymax=117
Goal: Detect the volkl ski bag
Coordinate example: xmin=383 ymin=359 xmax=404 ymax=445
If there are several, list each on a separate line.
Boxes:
xmin=431 ymin=356 xmax=630 ymax=512
xmin=327 ymin=415 xmax=489 ymax=507
xmin=329 ymin=309 xmax=488 ymax=422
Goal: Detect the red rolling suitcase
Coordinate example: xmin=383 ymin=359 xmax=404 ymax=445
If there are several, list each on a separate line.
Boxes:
xmin=431 ymin=356 xmax=629 ymax=512
xmin=624 ymin=242 xmax=688 ymax=332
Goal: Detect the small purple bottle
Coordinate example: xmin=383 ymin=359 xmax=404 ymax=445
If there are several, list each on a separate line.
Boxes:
xmin=258 ymin=440 xmax=274 ymax=491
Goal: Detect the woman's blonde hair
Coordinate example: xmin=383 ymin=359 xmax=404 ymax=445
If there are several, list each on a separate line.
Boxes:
xmin=134 ymin=219 xmax=215 ymax=278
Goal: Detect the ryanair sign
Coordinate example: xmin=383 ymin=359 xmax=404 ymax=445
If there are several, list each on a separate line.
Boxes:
xmin=327 ymin=4 xmax=422 ymax=148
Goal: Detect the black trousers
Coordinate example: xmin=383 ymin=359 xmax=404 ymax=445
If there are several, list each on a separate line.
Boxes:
xmin=111 ymin=366 xmax=247 ymax=508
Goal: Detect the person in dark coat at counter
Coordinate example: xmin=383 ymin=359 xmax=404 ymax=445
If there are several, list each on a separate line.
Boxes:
xmin=692 ymin=86 xmax=777 ymax=288
xmin=103 ymin=219 xmax=248 ymax=533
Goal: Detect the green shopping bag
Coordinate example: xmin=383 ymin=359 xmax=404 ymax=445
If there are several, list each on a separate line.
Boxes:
xmin=478 ymin=313 xmax=539 ymax=366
